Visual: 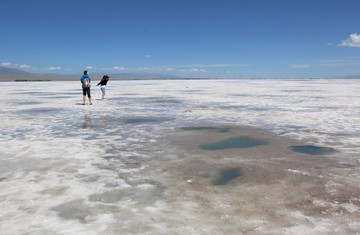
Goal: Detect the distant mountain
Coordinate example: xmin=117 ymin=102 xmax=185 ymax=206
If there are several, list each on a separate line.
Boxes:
xmin=344 ymin=75 xmax=360 ymax=79
xmin=2 ymin=66 xmax=360 ymax=81
xmin=97 ymin=72 xmax=181 ymax=80
xmin=0 ymin=66 xmax=182 ymax=81
xmin=0 ymin=66 xmax=33 ymax=76
xmin=0 ymin=67 xmax=75 ymax=81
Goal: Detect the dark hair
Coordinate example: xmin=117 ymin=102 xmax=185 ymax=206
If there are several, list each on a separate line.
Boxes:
xmin=84 ymin=70 xmax=88 ymax=75
xmin=103 ymin=75 xmax=109 ymax=79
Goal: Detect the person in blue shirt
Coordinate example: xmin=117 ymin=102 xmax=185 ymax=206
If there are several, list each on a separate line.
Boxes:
xmin=80 ymin=70 xmax=92 ymax=105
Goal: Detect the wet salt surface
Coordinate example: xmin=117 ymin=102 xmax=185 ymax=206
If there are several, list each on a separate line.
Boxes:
xmin=1 ymin=79 xmax=360 ymax=234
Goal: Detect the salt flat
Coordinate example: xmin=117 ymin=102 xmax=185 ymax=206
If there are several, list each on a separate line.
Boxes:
xmin=0 ymin=79 xmax=359 ymax=234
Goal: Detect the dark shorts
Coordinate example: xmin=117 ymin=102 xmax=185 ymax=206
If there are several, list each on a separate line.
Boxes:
xmin=82 ymin=87 xmax=91 ymax=97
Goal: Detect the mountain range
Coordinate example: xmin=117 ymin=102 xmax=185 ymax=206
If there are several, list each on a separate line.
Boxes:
xmin=1 ymin=66 xmax=359 ymax=81
xmin=0 ymin=66 xmax=180 ymax=81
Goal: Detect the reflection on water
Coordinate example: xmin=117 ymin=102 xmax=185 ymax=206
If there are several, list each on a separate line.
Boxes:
xmin=83 ymin=113 xmax=92 ymax=129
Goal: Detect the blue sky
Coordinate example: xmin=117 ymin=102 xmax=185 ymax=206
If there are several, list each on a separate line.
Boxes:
xmin=1 ymin=0 xmax=360 ymax=78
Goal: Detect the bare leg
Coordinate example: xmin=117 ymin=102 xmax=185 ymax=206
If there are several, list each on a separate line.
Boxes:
xmin=89 ymin=97 xmax=92 ymax=105
xmin=82 ymin=96 xmax=86 ymax=105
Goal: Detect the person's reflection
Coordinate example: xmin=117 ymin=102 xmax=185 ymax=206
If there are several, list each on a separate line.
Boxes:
xmin=83 ymin=113 xmax=92 ymax=129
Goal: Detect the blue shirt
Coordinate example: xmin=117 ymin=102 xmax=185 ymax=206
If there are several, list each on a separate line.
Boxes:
xmin=80 ymin=74 xmax=91 ymax=87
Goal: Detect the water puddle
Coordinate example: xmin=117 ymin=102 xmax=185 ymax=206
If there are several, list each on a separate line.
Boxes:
xmin=212 ymin=168 xmax=242 ymax=185
xmin=181 ymin=126 xmax=231 ymax=133
xmin=124 ymin=118 xmax=160 ymax=124
xmin=200 ymin=136 xmax=267 ymax=150
xmin=290 ymin=145 xmax=336 ymax=155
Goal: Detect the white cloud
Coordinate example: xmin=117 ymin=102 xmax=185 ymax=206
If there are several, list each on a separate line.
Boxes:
xmin=179 ymin=68 xmax=207 ymax=73
xmin=1 ymin=62 xmax=66 ymax=72
xmin=339 ymin=33 xmax=360 ymax=47
xmin=292 ymin=64 xmax=309 ymax=69
xmin=91 ymin=66 xmax=128 ymax=71
xmin=165 ymin=67 xmax=176 ymax=71
xmin=320 ymin=63 xmax=339 ymax=68
xmin=1 ymin=62 xmax=31 ymax=70
xmin=137 ymin=67 xmax=150 ymax=71
xmin=144 ymin=55 xmax=152 ymax=58
xmin=19 ymin=64 xmax=31 ymax=69
xmin=189 ymin=68 xmax=206 ymax=73
xmin=112 ymin=66 xmax=127 ymax=70
xmin=48 ymin=66 xmax=62 ymax=71
xmin=176 ymin=64 xmax=235 ymax=68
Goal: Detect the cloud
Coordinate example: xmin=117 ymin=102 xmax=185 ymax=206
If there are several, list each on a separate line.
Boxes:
xmin=179 ymin=68 xmax=207 ymax=73
xmin=292 ymin=64 xmax=309 ymax=69
xmin=144 ymin=55 xmax=152 ymax=58
xmin=320 ymin=63 xmax=339 ymax=68
xmin=1 ymin=62 xmax=31 ymax=69
xmin=19 ymin=64 xmax=31 ymax=69
xmin=189 ymin=68 xmax=206 ymax=73
xmin=165 ymin=67 xmax=176 ymax=71
xmin=339 ymin=33 xmax=360 ymax=47
xmin=124 ymin=65 xmax=208 ymax=75
xmin=2 ymin=62 xmax=67 ymax=72
xmin=48 ymin=66 xmax=62 ymax=71
xmin=137 ymin=67 xmax=150 ymax=71
xmin=90 ymin=66 xmax=128 ymax=71
xmin=176 ymin=64 xmax=235 ymax=68
xmin=111 ymin=66 xmax=127 ymax=71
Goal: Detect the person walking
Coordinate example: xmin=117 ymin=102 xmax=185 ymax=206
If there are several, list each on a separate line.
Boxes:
xmin=80 ymin=70 xmax=92 ymax=105
xmin=96 ymin=75 xmax=110 ymax=99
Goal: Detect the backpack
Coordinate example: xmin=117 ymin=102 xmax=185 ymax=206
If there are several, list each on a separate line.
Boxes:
xmin=83 ymin=77 xmax=90 ymax=87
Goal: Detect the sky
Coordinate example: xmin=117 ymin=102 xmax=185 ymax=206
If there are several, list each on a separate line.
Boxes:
xmin=0 ymin=0 xmax=360 ymax=78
